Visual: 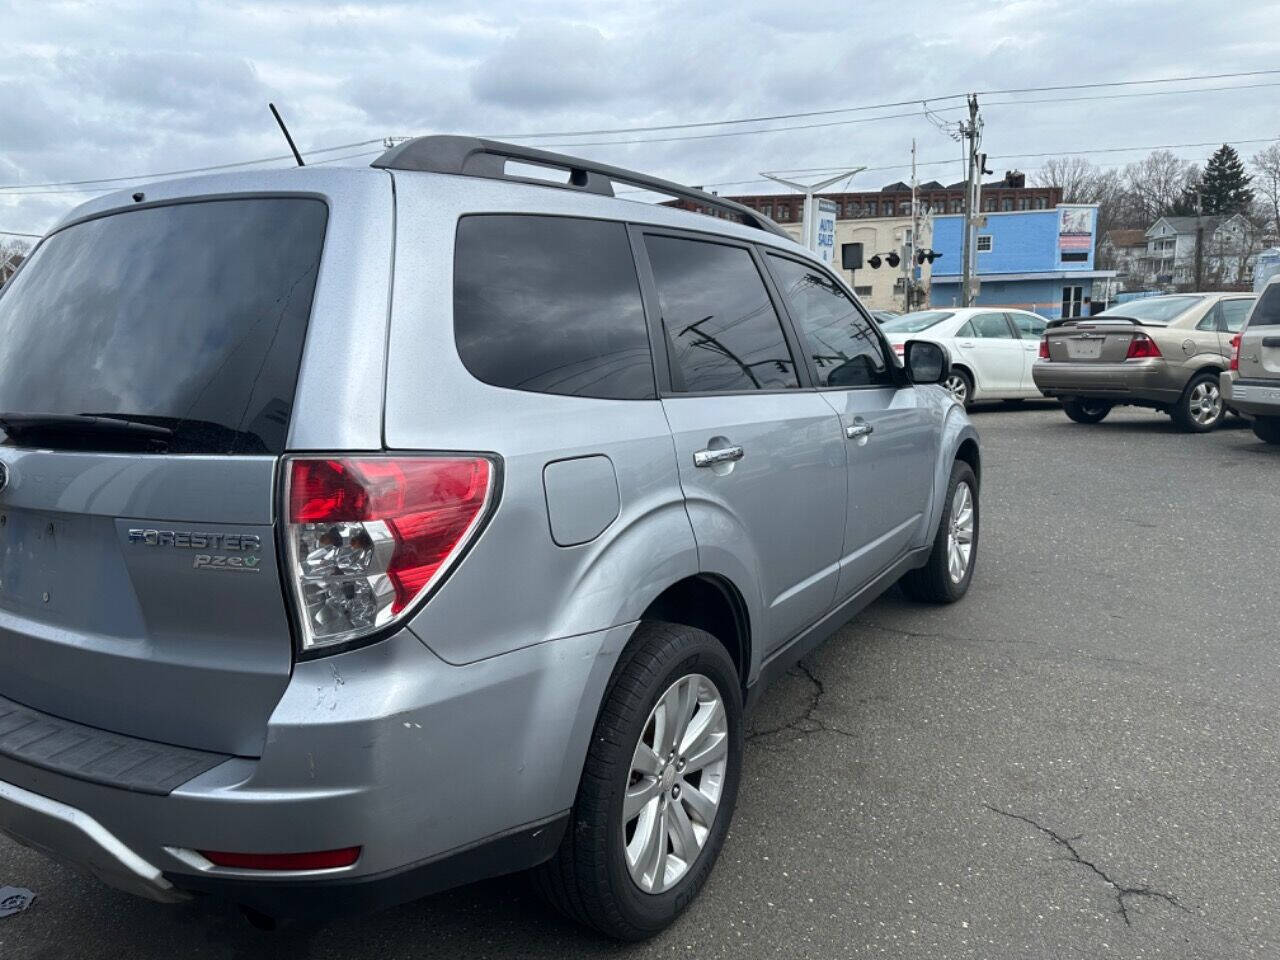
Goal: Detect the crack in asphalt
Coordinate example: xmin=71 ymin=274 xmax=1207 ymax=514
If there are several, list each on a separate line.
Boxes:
xmin=746 ymin=661 xmax=858 ymax=743
xmin=861 ymin=619 xmax=1040 ymax=647
xmin=986 ymin=805 xmax=1190 ymax=927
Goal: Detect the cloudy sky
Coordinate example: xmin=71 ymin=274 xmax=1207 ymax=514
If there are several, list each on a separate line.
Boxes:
xmin=4 ymin=0 xmax=1279 ymax=236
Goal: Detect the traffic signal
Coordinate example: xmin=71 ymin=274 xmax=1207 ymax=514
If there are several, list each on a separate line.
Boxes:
xmin=867 ymin=255 xmax=882 ymax=269
xmin=886 ymin=252 xmax=900 ymax=268
xmin=915 ymin=249 xmax=943 ymax=265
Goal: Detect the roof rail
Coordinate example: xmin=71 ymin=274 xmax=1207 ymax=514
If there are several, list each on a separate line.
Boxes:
xmin=372 ymin=135 xmax=790 ymax=240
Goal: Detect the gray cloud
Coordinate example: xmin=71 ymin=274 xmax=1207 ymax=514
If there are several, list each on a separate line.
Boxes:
xmin=2 ymin=0 xmax=1279 ymax=235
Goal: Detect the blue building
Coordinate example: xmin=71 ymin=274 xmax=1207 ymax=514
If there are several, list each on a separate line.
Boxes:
xmin=930 ymin=205 xmax=1115 ymax=319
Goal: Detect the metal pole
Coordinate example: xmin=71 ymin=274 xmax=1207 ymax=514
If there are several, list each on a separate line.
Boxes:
xmin=904 ymin=139 xmax=917 ymax=312
xmin=960 ymin=95 xmax=978 ymax=307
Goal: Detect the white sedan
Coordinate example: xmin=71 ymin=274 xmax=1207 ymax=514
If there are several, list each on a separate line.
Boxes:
xmin=877 ymin=307 xmax=1048 ymax=407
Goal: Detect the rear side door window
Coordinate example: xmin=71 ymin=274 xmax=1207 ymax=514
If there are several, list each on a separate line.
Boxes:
xmin=972 ymin=312 xmax=1017 ymax=339
xmin=643 ymin=235 xmax=799 ymax=392
xmin=1219 ymin=298 xmax=1254 ymax=333
xmin=453 ymin=215 xmax=655 ymax=400
xmin=1010 ymin=312 xmax=1046 ymax=339
xmin=764 ymin=253 xmax=895 ymax=388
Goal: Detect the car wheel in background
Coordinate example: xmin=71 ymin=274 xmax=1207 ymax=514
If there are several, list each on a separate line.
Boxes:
xmin=534 ymin=621 xmax=742 ymax=941
xmin=900 ymin=459 xmax=978 ymax=604
xmin=1252 ymin=415 xmax=1280 ymax=444
xmin=1061 ymin=398 xmax=1113 ymax=424
xmin=943 ymin=369 xmax=973 ymax=409
xmin=1171 ymin=371 xmax=1225 ymax=433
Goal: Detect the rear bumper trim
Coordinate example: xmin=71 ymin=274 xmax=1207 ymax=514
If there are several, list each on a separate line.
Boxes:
xmin=0 ymin=777 xmax=187 ymax=903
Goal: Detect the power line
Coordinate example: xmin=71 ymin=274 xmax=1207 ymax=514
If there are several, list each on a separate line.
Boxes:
xmin=0 ymin=229 xmax=41 ymax=238
xmin=0 ymin=138 xmax=386 ymax=192
xmin=490 ymin=68 xmax=1280 ymax=141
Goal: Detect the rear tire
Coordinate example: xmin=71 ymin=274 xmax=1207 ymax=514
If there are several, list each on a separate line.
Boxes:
xmin=1062 ymin=398 xmax=1112 ymax=424
xmin=1253 ymin=415 xmax=1280 ymax=444
xmin=900 ymin=460 xmax=978 ymax=604
xmin=533 ymin=622 xmax=742 ymax=941
xmin=1171 ymin=371 xmax=1225 ymax=433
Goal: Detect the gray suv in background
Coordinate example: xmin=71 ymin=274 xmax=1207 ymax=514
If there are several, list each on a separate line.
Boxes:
xmin=1222 ymin=277 xmax=1280 ymax=443
xmin=0 ymin=137 xmax=980 ymax=939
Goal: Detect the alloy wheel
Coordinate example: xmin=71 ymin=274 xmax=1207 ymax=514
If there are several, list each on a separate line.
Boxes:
xmin=623 ymin=673 xmax=728 ymax=895
xmin=943 ymin=374 xmax=968 ymax=405
xmin=946 ymin=481 xmax=975 ymax=583
xmin=1188 ymin=381 xmax=1223 ymax=426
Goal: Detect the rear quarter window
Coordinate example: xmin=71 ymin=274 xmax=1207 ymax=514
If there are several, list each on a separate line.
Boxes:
xmin=453 ymin=215 xmax=656 ymax=400
xmin=1249 ymin=286 xmax=1280 ymax=327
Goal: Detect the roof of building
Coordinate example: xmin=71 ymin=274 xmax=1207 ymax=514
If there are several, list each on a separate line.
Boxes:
xmin=1151 ymin=215 xmax=1225 ymax=235
xmin=1106 ymin=229 xmax=1147 ymax=248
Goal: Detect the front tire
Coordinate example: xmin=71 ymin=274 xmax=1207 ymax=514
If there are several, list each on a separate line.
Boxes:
xmin=1253 ymin=415 xmax=1280 ymax=444
xmin=900 ymin=460 xmax=978 ymax=603
xmin=534 ymin=622 xmax=743 ymax=940
xmin=943 ymin=368 xmax=974 ymax=410
xmin=1062 ymin=398 xmax=1112 ymax=424
xmin=1171 ymin=372 xmax=1225 ymax=432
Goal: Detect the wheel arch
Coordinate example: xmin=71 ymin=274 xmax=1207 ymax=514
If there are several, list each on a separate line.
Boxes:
xmin=640 ymin=574 xmax=752 ymax=694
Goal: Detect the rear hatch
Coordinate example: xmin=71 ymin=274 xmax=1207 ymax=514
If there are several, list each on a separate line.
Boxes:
xmin=1043 ymin=318 xmax=1145 ymax=363
xmin=1238 ymin=284 xmax=1280 ymax=380
xmin=0 ymin=196 xmax=328 ymax=756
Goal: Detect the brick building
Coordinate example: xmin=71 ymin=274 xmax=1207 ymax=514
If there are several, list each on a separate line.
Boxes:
xmin=675 ymin=173 xmax=1062 ymax=224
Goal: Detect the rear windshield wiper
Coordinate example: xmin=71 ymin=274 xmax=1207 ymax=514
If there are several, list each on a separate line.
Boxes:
xmin=0 ymin=412 xmax=174 ymax=449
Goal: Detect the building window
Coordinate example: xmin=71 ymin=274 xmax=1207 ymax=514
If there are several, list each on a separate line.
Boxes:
xmin=854 ymin=285 xmax=873 ymax=296
xmin=761 ymin=204 xmax=773 ymax=217
xmin=951 ymin=199 xmax=963 ymax=213
xmin=893 ymin=278 xmax=906 ymax=294
xmin=984 ymin=198 xmax=997 ymax=212
xmin=1061 ymin=251 xmax=1087 ymax=262
xmin=867 ymin=201 xmax=878 ymax=216
xmin=977 ymin=235 xmax=993 ymax=253
xmin=1001 ymin=198 xmax=1014 ymax=211
xmin=1062 ymin=285 xmax=1084 ymax=319
xmin=1017 ymin=198 xmax=1028 ymax=210
xmin=776 ymin=206 xmax=789 ymax=221
xmin=1034 ymin=197 xmax=1047 ymax=210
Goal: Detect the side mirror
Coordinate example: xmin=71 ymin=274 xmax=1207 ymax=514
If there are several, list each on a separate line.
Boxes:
xmin=904 ymin=339 xmax=949 ymax=385
xmin=841 ymin=242 xmax=863 ymax=271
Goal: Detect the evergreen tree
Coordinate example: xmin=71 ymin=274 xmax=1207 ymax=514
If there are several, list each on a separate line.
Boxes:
xmin=1200 ymin=145 xmax=1253 ymax=215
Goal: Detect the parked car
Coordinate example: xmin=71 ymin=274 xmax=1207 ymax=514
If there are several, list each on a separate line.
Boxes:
xmin=1033 ymin=293 xmax=1255 ymax=431
xmin=0 ymin=137 xmax=981 ymax=940
xmin=1222 ymin=277 xmax=1280 ymax=443
xmin=871 ymin=309 xmax=900 ymax=323
xmin=877 ymin=307 xmax=1049 ymax=407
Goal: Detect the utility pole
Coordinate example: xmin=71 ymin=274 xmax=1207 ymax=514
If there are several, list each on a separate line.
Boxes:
xmin=959 ymin=94 xmax=985 ymax=307
xmin=903 ymin=139 xmax=918 ymax=312
xmin=1194 ymin=189 xmax=1205 ymax=291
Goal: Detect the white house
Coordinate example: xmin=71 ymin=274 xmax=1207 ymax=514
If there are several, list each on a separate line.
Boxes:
xmin=1144 ymin=214 xmax=1261 ymax=288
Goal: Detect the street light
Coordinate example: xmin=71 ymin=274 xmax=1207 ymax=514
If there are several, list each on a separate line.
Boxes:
xmin=761 ymin=168 xmax=866 ymax=257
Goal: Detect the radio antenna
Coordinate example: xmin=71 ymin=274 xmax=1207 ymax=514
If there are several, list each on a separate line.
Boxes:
xmin=269 ymin=103 xmax=305 ymax=167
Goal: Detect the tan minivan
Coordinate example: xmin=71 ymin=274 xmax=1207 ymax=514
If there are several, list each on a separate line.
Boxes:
xmin=1033 ymin=293 xmax=1255 ymax=432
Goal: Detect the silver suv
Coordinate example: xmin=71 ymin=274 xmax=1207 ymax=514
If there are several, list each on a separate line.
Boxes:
xmin=0 ymin=137 xmax=980 ymax=939
xmin=1222 ymin=276 xmax=1280 ymax=443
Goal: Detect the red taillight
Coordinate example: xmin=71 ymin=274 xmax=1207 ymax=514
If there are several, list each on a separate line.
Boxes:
xmin=1038 ymin=336 xmax=1050 ymax=359
xmin=200 ymin=847 xmax=361 ymax=871
xmin=1229 ymin=334 xmax=1242 ymax=371
xmin=892 ymin=342 xmax=905 ymax=355
xmin=1125 ymin=333 xmax=1162 ymax=360
xmin=286 ymin=457 xmax=494 ymax=651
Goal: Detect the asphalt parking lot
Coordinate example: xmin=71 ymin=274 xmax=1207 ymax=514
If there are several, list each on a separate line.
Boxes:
xmin=3 ymin=400 xmax=1279 ymax=960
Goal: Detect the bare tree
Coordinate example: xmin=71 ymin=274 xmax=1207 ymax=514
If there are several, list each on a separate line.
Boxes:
xmin=0 ymin=238 xmax=30 ymax=286
xmin=1251 ymin=143 xmax=1280 ymax=236
xmin=1032 ymin=156 xmax=1099 ymax=202
xmin=1123 ymin=150 xmax=1198 ymax=224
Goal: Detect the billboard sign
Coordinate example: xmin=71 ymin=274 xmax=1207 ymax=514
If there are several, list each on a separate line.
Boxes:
xmin=1059 ymin=206 xmax=1093 ymax=254
xmin=806 ymin=197 xmax=838 ymax=265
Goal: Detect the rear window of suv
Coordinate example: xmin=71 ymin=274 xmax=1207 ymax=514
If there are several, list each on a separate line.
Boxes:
xmin=453 ymin=215 xmax=656 ymax=400
xmin=1250 ymin=285 xmax=1280 ymax=326
xmin=0 ymin=198 xmax=328 ymax=454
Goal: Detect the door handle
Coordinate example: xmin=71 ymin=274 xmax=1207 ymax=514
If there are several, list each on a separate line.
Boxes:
xmin=846 ymin=422 xmax=874 ymax=439
xmin=693 ymin=445 xmax=744 ymax=468
xmin=958 ymin=340 xmax=975 ymax=348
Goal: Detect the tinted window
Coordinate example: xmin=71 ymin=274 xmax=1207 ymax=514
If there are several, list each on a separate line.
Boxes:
xmin=0 ymin=198 xmax=327 ymax=454
xmin=1096 ymin=295 xmax=1202 ymax=324
xmin=454 ymin=216 xmax=654 ymax=400
xmin=767 ymin=254 xmax=893 ymax=388
xmin=1221 ymin=298 xmax=1255 ymax=332
xmin=1251 ymin=287 xmax=1280 ymax=327
xmin=972 ymin=313 xmax=1015 ymax=338
xmin=645 ymin=236 xmax=798 ymax=392
xmin=1011 ymin=313 xmax=1047 ymax=338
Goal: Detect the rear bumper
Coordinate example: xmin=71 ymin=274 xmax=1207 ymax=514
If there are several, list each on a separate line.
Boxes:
xmin=0 ymin=623 xmax=634 ymax=915
xmin=1221 ymin=373 xmax=1280 ymax=417
xmin=1032 ymin=358 xmax=1182 ymax=404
